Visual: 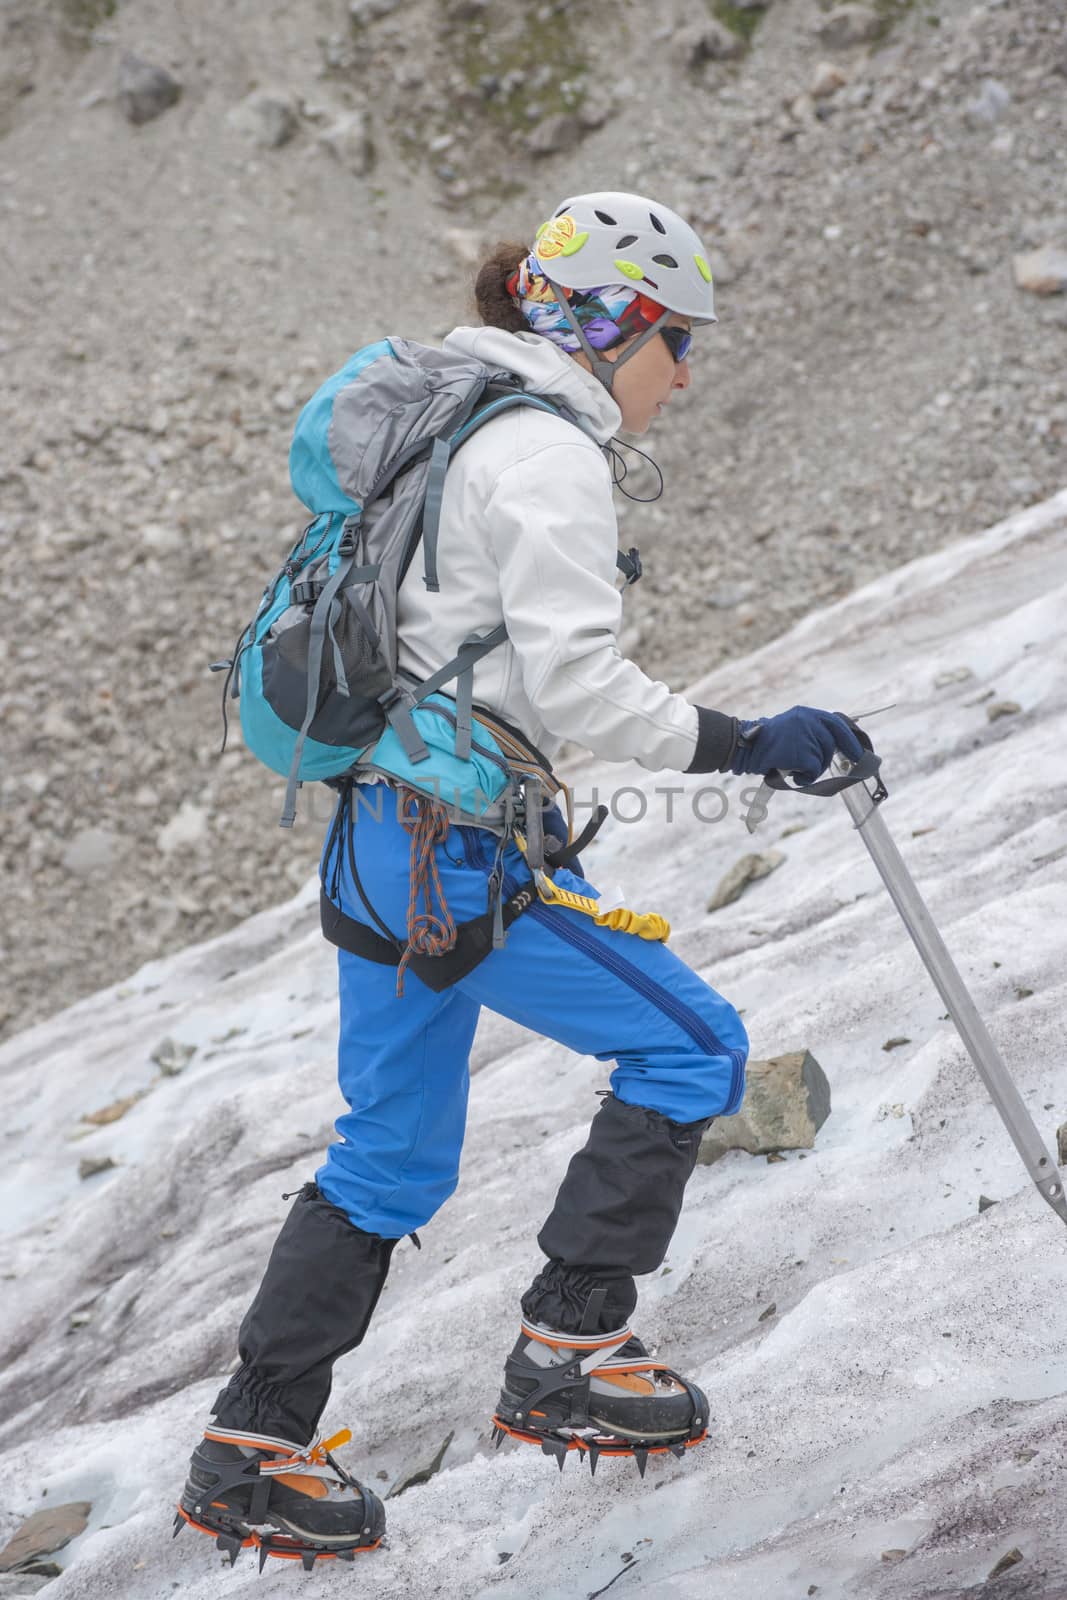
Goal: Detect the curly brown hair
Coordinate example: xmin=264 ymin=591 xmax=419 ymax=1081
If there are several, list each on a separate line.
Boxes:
xmin=472 ymin=240 xmax=531 ymax=332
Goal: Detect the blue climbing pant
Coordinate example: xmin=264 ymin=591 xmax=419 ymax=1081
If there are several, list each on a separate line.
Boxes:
xmin=316 ymin=783 xmax=748 ymax=1239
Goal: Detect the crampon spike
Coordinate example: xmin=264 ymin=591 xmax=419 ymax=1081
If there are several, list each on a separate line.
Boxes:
xmin=172 ymin=1513 xmax=184 ymax=1538
xmin=633 ymin=1448 xmax=648 ymax=1480
xmin=587 ymin=1444 xmax=600 ymax=1477
xmin=216 ymin=1532 xmax=244 ymax=1567
xmin=259 ymin=1543 xmax=271 ymax=1574
xmin=670 ymin=1443 xmax=686 ymax=1460
xmin=301 ymin=1551 xmax=317 ymax=1572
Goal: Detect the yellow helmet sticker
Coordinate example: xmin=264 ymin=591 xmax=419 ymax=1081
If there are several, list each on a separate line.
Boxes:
xmin=614 ymin=258 xmax=644 ymax=280
xmin=537 ymin=214 xmax=583 ymax=260
xmin=694 ymin=253 xmax=713 ymax=284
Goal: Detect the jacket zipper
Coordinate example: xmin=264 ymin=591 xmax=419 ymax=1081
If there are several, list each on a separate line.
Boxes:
xmin=525 ymin=901 xmax=746 ymax=1116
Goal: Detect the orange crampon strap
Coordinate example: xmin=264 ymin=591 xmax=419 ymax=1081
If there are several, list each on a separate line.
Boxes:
xmin=255 ymin=1428 xmax=354 ymax=1477
xmin=396 ymin=789 xmax=458 ymax=996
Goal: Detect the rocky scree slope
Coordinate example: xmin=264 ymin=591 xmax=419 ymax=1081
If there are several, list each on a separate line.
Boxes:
xmin=0 ymin=0 xmax=1064 ymax=1042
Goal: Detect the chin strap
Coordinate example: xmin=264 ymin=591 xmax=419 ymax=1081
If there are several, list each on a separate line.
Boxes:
xmin=544 ymin=278 xmax=674 ymax=393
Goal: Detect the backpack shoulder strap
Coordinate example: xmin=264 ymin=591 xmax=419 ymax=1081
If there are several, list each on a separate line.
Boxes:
xmin=421 ymin=387 xmax=565 ymax=595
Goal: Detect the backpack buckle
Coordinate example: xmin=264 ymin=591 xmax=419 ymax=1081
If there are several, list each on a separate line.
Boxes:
xmin=290 ymin=579 xmax=322 ymax=607
xmin=339 ymin=515 xmax=361 ymax=557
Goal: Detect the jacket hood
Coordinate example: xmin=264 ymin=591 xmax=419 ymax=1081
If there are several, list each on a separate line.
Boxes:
xmin=441 ymin=325 xmax=622 ymax=446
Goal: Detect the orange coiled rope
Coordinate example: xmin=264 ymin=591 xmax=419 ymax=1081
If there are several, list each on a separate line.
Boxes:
xmin=395 ymin=788 xmax=458 ymax=997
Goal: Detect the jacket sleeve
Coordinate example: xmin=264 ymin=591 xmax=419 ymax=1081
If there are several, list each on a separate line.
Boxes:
xmin=486 ymin=439 xmax=735 ymax=774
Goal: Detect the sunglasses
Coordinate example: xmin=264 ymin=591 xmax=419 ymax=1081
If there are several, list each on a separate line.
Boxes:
xmin=660 ymin=326 xmax=693 ymax=363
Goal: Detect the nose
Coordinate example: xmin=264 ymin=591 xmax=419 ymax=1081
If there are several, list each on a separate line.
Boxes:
xmin=672 ymin=358 xmax=691 ymax=391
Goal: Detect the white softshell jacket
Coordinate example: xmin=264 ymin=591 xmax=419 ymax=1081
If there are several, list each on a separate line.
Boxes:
xmin=394 ymin=325 xmax=704 ymax=774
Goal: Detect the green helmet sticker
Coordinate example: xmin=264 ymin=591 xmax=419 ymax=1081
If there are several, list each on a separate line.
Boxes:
xmin=534 ymin=220 xmax=549 ymax=241
xmin=694 ymin=253 xmax=713 ymax=284
xmin=559 ymin=229 xmax=589 ymax=257
xmin=614 ymin=258 xmax=644 ymax=280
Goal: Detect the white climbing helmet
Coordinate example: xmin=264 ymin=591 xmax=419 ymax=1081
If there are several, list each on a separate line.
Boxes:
xmin=531 ymin=190 xmax=717 ymax=325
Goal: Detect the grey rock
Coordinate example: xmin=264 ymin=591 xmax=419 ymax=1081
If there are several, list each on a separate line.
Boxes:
xmin=706 ymin=849 xmax=784 ymax=912
xmin=708 ymin=580 xmax=756 ymax=609
xmin=78 ymin=1155 xmax=117 ymax=1180
xmin=319 ymin=109 xmax=375 ymax=176
xmin=349 ymin=0 xmax=403 ymax=21
xmin=117 ymin=54 xmax=182 ymax=126
xmin=677 ymin=20 xmax=746 ymax=68
xmin=0 ymin=1574 xmax=58 ymax=1593
xmin=579 ymin=86 xmax=616 ymax=130
xmin=987 ymin=1550 xmax=1024 ymax=1582
xmin=442 ymin=227 xmax=482 ymax=268
xmin=150 ymin=1035 xmax=197 ymax=1076
xmin=1058 ymin=1120 xmax=1067 ymax=1167
xmin=813 ymin=5 xmax=883 ymax=49
xmin=964 ymin=78 xmax=1011 ymax=126
xmin=811 ymin=61 xmax=848 ymax=99
xmin=985 ymin=700 xmax=1021 ymax=722
xmin=157 ymin=801 xmax=208 ymax=855
xmin=1013 ymin=245 xmax=1067 ymax=297
xmin=933 ymin=666 xmax=975 ymax=688
xmin=526 ymin=112 xmax=583 ymax=158
xmin=228 ymin=90 xmax=299 ymax=150
xmin=0 ymin=1503 xmax=92 ymax=1572
xmin=387 ymin=1430 xmax=453 ymax=1497
xmin=977 ymin=1194 xmax=998 ymax=1213
xmin=62 ymin=828 xmax=118 ymax=876
xmin=698 ymin=1050 xmax=831 ymax=1163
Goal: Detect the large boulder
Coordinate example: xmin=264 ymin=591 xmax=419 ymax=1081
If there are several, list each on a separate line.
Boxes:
xmin=698 ymin=1049 xmax=831 ymax=1163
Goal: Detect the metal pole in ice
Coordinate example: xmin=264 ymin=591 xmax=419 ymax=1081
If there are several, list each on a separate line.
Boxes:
xmin=833 ymin=758 xmax=1066 ymax=1227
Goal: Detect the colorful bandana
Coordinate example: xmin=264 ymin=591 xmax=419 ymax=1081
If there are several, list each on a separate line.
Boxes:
xmin=506 ymin=252 xmax=665 ymax=353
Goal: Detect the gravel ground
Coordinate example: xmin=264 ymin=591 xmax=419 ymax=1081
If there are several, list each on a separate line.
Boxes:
xmin=1 ymin=0 xmax=1065 ymax=1043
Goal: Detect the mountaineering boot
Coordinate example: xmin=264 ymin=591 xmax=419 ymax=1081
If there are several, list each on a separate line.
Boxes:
xmin=175 ymin=1182 xmax=399 ymax=1566
xmin=176 ymin=1425 xmax=385 ymax=1569
xmin=492 ymin=1094 xmax=716 ymax=1473
xmin=493 ymin=1317 xmax=708 ymax=1474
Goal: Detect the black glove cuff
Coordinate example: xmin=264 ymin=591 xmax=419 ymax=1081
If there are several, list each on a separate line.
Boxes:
xmin=683 ymin=706 xmax=739 ymax=774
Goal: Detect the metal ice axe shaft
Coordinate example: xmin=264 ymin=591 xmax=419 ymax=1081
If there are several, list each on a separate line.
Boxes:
xmin=745 ymin=724 xmax=1067 ymax=1226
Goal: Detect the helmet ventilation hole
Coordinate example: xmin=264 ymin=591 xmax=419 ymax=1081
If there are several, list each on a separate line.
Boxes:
xmin=594 ymin=209 xmax=618 ymax=225
xmin=615 ymin=233 xmax=639 ymax=248
xmin=649 ymin=212 xmax=667 ymax=234
xmin=651 ymin=253 xmax=678 ymax=268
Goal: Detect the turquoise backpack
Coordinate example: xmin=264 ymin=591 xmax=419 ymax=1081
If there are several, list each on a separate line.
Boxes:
xmin=213 ymin=336 xmax=641 ymax=827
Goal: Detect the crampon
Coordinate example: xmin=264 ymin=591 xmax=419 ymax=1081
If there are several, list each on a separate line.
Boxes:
xmin=492 ymin=1320 xmax=708 ymax=1477
xmin=174 ymin=1424 xmax=385 ymax=1571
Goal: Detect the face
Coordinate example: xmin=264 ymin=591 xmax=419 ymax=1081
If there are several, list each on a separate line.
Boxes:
xmin=572 ymin=313 xmax=693 ymax=434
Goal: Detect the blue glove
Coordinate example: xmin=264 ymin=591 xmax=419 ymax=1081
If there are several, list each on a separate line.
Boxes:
xmin=730 ymin=706 xmax=865 ymax=785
